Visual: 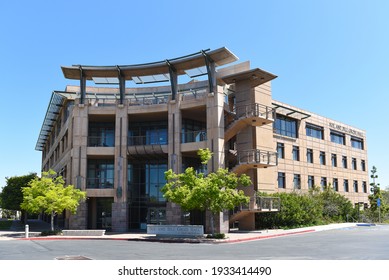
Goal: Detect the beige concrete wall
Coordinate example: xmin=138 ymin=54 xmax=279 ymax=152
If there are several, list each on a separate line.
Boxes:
xmin=272 ymin=100 xmax=369 ymax=205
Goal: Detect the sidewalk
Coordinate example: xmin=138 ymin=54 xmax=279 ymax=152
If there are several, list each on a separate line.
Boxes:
xmin=0 ymin=221 xmax=359 ymax=243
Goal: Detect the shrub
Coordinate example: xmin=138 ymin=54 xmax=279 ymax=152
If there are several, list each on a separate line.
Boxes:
xmin=206 ymin=233 xmax=226 ymax=239
xmin=40 ymin=230 xmax=62 ymax=236
xmin=256 ymin=187 xmax=355 ymax=229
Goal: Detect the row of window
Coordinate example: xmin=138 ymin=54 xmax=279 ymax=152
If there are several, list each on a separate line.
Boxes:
xmin=274 ymin=114 xmax=364 ymax=150
xmin=277 ymin=143 xmax=366 ymax=171
xmin=277 ymin=172 xmax=368 ymax=193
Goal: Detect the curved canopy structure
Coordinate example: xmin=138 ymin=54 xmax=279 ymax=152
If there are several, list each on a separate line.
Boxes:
xmin=61 ymin=47 xmax=238 ymax=82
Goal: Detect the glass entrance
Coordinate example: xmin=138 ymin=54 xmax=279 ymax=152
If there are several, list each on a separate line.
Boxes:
xmin=127 ymin=159 xmax=167 ymax=230
xmin=88 ymin=197 xmax=113 ymax=230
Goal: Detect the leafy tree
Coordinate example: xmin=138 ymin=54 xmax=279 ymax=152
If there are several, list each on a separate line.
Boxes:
xmin=161 ymin=148 xmax=251 ymax=234
xmin=0 ymin=173 xmax=37 ymax=212
xmin=21 ymin=170 xmax=86 ymax=231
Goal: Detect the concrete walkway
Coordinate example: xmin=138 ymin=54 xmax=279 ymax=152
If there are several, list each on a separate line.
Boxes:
xmin=0 ymin=220 xmax=361 ymax=243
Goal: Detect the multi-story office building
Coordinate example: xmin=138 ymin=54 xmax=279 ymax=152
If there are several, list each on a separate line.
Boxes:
xmin=36 ymin=47 xmax=369 ymax=232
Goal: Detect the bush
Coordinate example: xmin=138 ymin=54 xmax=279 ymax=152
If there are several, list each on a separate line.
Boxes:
xmin=40 ymin=230 xmax=62 ymax=236
xmin=256 ymin=187 xmax=355 ymax=229
xmin=206 ymin=233 xmax=226 ymax=239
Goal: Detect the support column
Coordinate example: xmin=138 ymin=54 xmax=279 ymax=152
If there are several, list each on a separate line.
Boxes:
xmin=79 ymin=67 xmax=86 ymax=105
xmin=112 ymin=103 xmax=129 ymax=232
xmin=69 ymin=99 xmax=88 ymax=229
xmin=206 ymin=85 xmax=227 ymax=233
xmin=202 ymin=50 xmax=216 ymax=94
xmin=166 ymin=96 xmax=183 ymax=224
xmin=167 ymin=60 xmax=178 ymax=100
xmin=118 ymin=66 xmax=125 ymax=105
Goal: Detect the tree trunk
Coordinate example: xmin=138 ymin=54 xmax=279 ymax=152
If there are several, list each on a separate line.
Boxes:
xmin=210 ymin=213 xmax=215 ymax=235
xmin=51 ymin=211 xmax=55 ymax=231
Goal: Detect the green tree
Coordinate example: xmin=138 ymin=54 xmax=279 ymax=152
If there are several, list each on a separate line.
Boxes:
xmin=0 ymin=173 xmax=37 ymax=214
xmin=21 ymin=170 xmax=86 ymax=231
xmin=161 ymin=148 xmax=251 ymax=235
xmin=368 ymin=166 xmax=388 ymax=222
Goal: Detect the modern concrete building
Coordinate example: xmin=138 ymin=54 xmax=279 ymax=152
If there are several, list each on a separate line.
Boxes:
xmin=36 ymin=47 xmax=369 ymax=232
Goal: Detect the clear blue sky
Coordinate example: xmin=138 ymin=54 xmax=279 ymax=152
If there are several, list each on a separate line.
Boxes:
xmin=0 ymin=0 xmax=388 ymax=189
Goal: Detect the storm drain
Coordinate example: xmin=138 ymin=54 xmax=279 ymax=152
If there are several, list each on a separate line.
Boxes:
xmin=55 ymin=255 xmax=92 ymax=260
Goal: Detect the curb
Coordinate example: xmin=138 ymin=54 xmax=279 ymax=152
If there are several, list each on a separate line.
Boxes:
xmin=15 ymin=228 xmax=317 ymax=243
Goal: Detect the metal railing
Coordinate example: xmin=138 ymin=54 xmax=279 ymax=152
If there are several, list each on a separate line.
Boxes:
xmin=180 ymin=88 xmax=208 ymax=101
xmin=86 ymin=178 xmax=114 ymax=189
xmin=128 ymin=134 xmax=168 ymax=146
xmin=231 ymin=103 xmax=275 ymax=121
xmin=88 ymin=98 xmax=117 ymax=107
xmin=88 ymin=136 xmax=115 ymax=147
xmin=237 ymin=149 xmax=278 ymax=166
xmin=181 ymin=130 xmax=207 ymax=143
xmin=241 ymin=195 xmax=281 ymax=212
xmin=128 ymin=95 xmax=169 ymax=106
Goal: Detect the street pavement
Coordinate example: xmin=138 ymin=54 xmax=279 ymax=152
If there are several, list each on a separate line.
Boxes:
xmin=0 ymin=219 xmax=362 ymax=243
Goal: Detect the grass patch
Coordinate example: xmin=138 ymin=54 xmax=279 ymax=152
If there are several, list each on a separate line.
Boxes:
xmin=0 ymin=220 xmax=13 ymax=230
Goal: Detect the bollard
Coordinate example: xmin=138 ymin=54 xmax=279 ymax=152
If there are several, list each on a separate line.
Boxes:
xmin=25 ymin=224 xmax=29 ymax=238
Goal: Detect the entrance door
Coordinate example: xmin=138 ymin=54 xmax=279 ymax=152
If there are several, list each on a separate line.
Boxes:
xmin=96 ymin=198 xmax=113 ymax=230
xmin=147 ymin=207 xmax=166 ymax=225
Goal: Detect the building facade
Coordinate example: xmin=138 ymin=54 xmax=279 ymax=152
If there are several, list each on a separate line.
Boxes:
xmin=36 ymin=47 xmax=369 ymax=232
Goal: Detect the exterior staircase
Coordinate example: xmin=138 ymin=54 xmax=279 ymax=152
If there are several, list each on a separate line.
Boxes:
xmin=225 ymin=103 xmax=275 ymax=142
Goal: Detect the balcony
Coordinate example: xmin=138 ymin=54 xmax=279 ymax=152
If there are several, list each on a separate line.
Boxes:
xmin=88 ymin=136 xmax=115 ymax=147
xmin=127 ymin=134 xmax=168 ymax=156
xmin=86 ymin=177 xmax=114 ymax=189
xmin=181 ymin=130 xmax=207 ymax=143
xmin=231 ymin=149 xmax=278 ymax=174
xmin=225 ymin=103 xmax=275 ymax=142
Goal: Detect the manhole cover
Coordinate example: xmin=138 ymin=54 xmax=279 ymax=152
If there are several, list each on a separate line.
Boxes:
xmin=55 ymin=255 xmax=92 ymax=260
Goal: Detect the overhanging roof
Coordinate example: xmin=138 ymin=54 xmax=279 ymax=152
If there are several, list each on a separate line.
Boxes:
xmin=272 ymin=103 xmax=311 ymax=120
xmin=61 ymin=47 xmax=238 ymax=81
xmin=221 ymin=68 xmax=277 ymax=87
xmin=35 ymin=92 xmax=68 ymax=151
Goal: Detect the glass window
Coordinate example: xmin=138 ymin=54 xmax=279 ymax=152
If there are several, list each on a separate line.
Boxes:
xmin=321 ymin=177 xmax=327 ymax=189
xmin=342 ymin=156 xmax=348 ymax=169
xmin=306 ymin=123 xmax=324 ymax=139
xmin=128 ymin=121 xmax=168 ymax=145
xmin=88 ymin=122 xmax=115 ymax=147
xmin=331 ymin=154 xmax=337 ymax=167
xmin=181 ymin=119 xmax=207 ymax=143
xmin=294 ymin=174 xmax=301 ymax=189
xmin=362 ymin=181 xmax=367 ymax=193
xmin=320 ymin=151 xmax=326 ymax=165
xmin=333 ymin=178 xmax=339 ymax=192
xmin=352 ymin=158 xmax=357 ymax=170
xmin=330 ymin=130 xmax=345 ymax=145
xmin=351 ymin=137 xmax=364 ymax=150
xmin=292 ymin=146 xmax=300 ymax=161
xmin=344 ymin=179 xmax=349 ymax=192
xmin=274 ymin=114 xmax=298 ymax=138
xmin=361 ymin=160 xmax=366 ymax=171
xmin=308 ymin=175 xmax=314 ymax=189
xmin=87 ymin=159 xmax=115 ymax=189
xmin=307 ymin=149 xmax=313 ymax=163
xmin=353 ymin=181 xmax=359 ymax=193
xmin=277 ymin=143 xmax=285 ymax=159
xmin=278 ymin=172 xmax=286 ymax=189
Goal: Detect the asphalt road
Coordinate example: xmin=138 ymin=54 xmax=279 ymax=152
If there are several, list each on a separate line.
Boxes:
xmin=1 ymin=225 xmax=388 ymax=260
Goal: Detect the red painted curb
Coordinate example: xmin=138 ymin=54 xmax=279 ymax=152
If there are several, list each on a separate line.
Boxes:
xmin=221 ymin=229 xmax=316 ymax=243
xmin=17 ymin=229 xmax=316 ymax=243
